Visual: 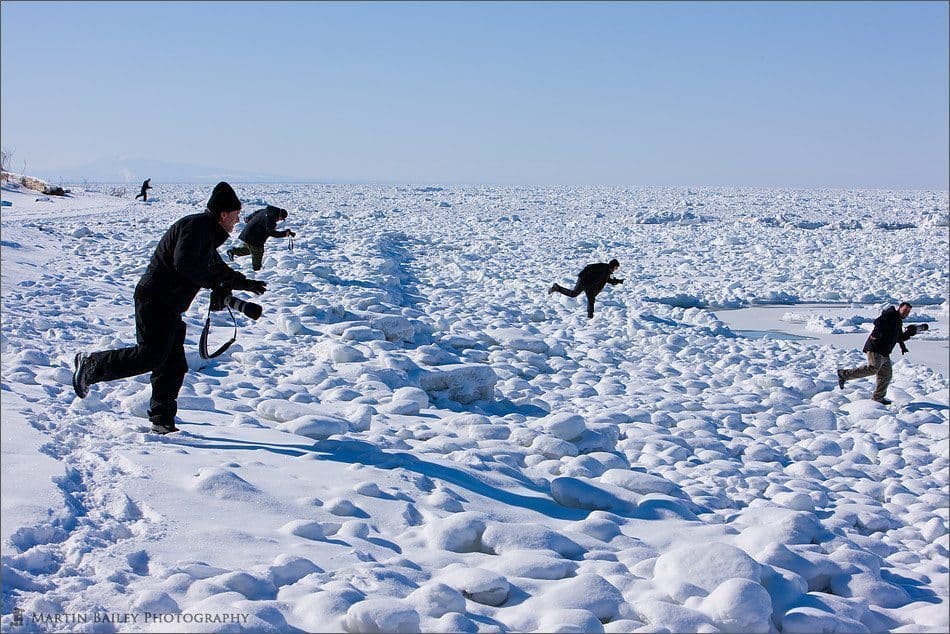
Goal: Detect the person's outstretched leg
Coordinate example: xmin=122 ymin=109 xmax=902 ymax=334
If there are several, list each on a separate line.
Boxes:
xmin=585 ymin=289 xmax=596 ymax=319
xmin=839 ymin=351 xmax=892 ymax=401
xmin=550 ymin=278 xmax=584 ymax=297
xmin=83 ymin=299 xmax=174 ymax=383
xmin=839 ymin=352 xmax=882 ymax=384
xmin=228 ymin=243 xmax=252 ymax=262
xmin=77 ymin=297 xmax=179 ymax=394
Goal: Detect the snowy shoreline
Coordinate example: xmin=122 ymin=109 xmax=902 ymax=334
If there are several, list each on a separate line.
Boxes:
xmin=1 ymin=182 xmax=948 ymax=633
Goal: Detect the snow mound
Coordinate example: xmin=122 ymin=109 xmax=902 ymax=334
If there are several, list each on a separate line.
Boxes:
xmin=653 ymin=542 xmax=761 ymax=602
xmin=277 ymin=414 xmax=348 ymax=439
xmin=438 ymin=564 xmax=510 ymax=606
xmin=345 ymin=598 xmax=421 ymax=633
xmin=686 ymin=578 xmax=773 ymax=633
xmin=481 ymin=521 xmax=585 ymax=558
xmin=418 ymin=364 xmax=497 ymax=403
xmin=190 ymin=468 xmax=261 ymax=501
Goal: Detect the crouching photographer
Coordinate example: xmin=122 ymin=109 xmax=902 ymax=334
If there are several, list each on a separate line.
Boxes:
xmin=71 ymin=181 xmax=267 ymax=435
xmin=227 ymin=205 xmax=296 ymax=271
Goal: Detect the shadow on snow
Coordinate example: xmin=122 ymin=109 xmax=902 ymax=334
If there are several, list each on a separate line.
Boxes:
xmin=179 ymin=434 xmax=589 ymax=521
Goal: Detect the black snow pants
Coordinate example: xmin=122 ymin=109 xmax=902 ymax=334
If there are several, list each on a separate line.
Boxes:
xmin=84 ymin=294 xmax=187 ymax=426
xmin=551 ymin=280 xmax=598 ymax=318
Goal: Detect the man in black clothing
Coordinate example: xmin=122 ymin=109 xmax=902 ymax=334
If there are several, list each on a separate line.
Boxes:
xmin=72 ymin=181 xmax=267 ymax=434
xmin=226 ymin=205 xmax=295 ymax=271
xmin=548 ymin=258 xmax=624 ymax=319
xmin=134 ymin=178 xmax=152 ymax=202
xmin=837 ymin=302 xmax=924 ymax=404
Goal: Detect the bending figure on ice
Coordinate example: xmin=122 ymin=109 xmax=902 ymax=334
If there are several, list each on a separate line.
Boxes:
xmin=548 ymin=258 xmax=624 ymax=319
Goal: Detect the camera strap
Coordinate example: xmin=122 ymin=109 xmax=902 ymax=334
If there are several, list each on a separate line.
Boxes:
xmin=288 ymin=234 xmax=295 ymax=251
xmin=199 ymin=304 xmax=238 ymax=359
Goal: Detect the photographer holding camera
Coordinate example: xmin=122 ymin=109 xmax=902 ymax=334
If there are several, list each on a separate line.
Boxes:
xmin=227 ymin=205 xmax=295 ymax=271
xmin=71 ymin=181 xmax=267 ymax=434
xmin=836 ymin=301 xmax=928 ymax=405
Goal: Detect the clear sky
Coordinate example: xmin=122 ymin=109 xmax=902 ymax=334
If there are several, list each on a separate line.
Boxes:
xmin=2 ymin=1 xmax=947 ymax=188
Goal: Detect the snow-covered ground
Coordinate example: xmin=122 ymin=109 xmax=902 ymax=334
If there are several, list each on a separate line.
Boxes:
xmin=1 ymin=182 xmax=948 ymax=633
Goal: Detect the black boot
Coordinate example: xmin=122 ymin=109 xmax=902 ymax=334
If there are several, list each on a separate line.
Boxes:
xmin=72 ymin=353 xmax=91 ymax=398
xmin=150 ymin=421 xmax=180 ymax=435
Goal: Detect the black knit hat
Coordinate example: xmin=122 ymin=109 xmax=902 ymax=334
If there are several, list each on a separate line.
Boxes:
xmin=266 ymin=204 xmax=288 ymax=220
xmin=207 ymin=181 xmax=241 ymax=215
xmin=609 ymin=258 xmax=620 ymax=268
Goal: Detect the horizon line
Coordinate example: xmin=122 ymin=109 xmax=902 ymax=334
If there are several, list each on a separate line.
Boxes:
xmin=54 ymin=179 xmax=950 ymax=193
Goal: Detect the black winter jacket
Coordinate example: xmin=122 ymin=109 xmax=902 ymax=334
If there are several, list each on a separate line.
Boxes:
xmin=862 ymin=306 xmax=910 ymax=356
xmin=577 ymin=262 xmax=623 ymax=297
xmin=137 ymin=211 xmax=248 ymax=313
xmin=239 ymin=206 xmax=290 ymax=248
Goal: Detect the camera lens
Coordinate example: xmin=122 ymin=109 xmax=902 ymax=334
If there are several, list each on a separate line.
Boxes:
xmin=226 ymin=296 xmax=262 ymax=320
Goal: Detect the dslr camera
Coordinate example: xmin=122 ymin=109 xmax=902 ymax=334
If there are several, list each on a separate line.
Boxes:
xmin=210 ymin=284 xmax=262 ymax=320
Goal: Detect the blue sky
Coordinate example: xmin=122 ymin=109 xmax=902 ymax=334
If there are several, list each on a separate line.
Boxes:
xmin=2 ymin=1 xmax=947 ymax=188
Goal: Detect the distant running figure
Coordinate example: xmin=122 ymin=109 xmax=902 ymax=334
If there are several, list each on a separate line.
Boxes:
xmin=548 ymin=258 xmax=623 ymax=319
xmin=836 ymin=301 xmax=927 ymax=404
xmin=134 ymin=178 xmax=152 ymax=201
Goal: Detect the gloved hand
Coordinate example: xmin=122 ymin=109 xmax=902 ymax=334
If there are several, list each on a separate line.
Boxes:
xmin=616 ymin=278 xmax=624 ymax=284
xmin=905 ymin=324 xmax=919 ymax=337
xmin=238 ymin=279 xmax=267 ymax=295
xmin=288 ymin=230 xmax=296 ymax=237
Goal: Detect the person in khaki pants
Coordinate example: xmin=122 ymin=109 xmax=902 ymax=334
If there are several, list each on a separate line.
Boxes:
xmin=837 ymin=302 xmax=927 ymax=405
xmin=227 ymin=205 xmax=294 ymax=271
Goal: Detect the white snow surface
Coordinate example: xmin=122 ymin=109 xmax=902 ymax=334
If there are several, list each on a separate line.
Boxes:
xmin=1 ymin=182 xmax=948 ymax=633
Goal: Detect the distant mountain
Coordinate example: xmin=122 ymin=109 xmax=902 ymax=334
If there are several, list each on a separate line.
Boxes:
xmin=37 ymin=156 xmax=306 ymax=184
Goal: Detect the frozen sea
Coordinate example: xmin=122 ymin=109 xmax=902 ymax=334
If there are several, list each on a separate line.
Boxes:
xmin=1 ymin=181 xmax=948 ymax=633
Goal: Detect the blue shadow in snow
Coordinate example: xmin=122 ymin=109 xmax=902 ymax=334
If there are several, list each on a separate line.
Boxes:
xmin=364 ymin=536 xmax=402 ymax=553
xmin=480 ymin=399 xmax=550 ymax=418
xmin=638 ymin=313 xmax=678 ymax=326
xmin=880 ymin=569 xmax=942 ymax=604
xmin=180 ymin=435 xmax=588 ymax=521
xmin=432 ymin=398 xmax=549 ymax=419
xmin=902 ymin=401 xmax=948 ymax=413
xmin=324 ymin=275 xmax=379 ymax=288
